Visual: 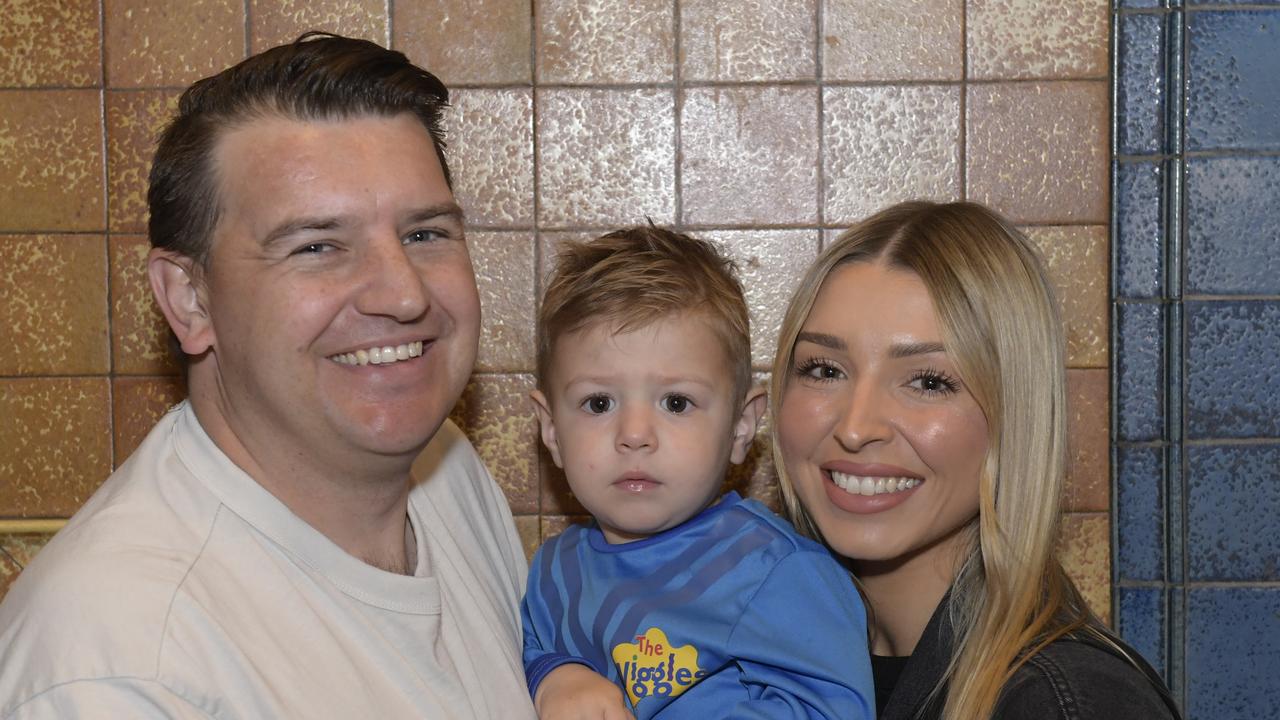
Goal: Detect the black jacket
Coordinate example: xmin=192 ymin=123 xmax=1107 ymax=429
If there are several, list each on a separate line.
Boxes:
xmin=878 ymin=591 xmax=1181 ymax=720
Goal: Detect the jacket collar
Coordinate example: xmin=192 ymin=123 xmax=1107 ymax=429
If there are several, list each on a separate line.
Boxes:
xmin=879 ymin=588 xmax=955 ymax=720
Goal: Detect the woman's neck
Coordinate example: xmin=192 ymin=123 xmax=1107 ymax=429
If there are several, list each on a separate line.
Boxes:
xmin=854 ymin=535 xmax=968 ymax=656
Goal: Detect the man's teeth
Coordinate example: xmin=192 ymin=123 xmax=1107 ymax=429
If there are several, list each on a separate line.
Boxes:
xmin=330 ymin=341 xmax=424 ymax=366
xmin=830 ymin=471 xmax=921 ymax=496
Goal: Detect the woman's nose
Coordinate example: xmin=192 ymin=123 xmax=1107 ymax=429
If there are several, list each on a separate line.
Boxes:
xmin=834 ymin=382 xmax=893 ymax=452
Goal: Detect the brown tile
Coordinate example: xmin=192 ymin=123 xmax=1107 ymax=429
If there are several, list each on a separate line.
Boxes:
xmin=1024 ymin=225 xmax=1108 ymax=368
xmin=513 ymin=514 xmax=541 ymax=564
xmin=449 ymin=373 xmax=540 ymax=515
xmin=0 ymin=0 xmax=101 ymax=87
xmin=1064 ymin=369 xmax=1108 ymax=513
xmin=536 ymin=0 xmax=673 ymax=84
xmin=702 ymin=230 xmax=820 ymax=368
xmin=680 ymin=0 xmax=816 ymax=81
xmin=0 ymin=378 xmax=111 ymax=517
xmin=680 ymin=86 xmax=818 ymax=226
xmin=0 ymin=235 xmax=109 ymax=375
xmin=446 ymin=89 xmax=534 ymax=228
xmin=0 ymin=533 xmax=55 ymax=602
xmin=1059 ymin=512 xmax=1111 ymax=623
xmin=470 ymin=232 xmax=536 ymax=373
xmin=110 ymin=235 xmax=183 ymax=375
xmin=823 ymin=85 xmax=962 ymax=224
xmin=537 ymin=89 xmax=675 ymax=227
xmin=541 ymin=514 xmax=590 ymax=543
xmin=966 ymin=81 xmax=1109 ymax=224
xmin=394 ymin=0 xmax=531 ymax=86
xmin=104 ymin=0 xmax=245 ymax=88
xmin=106 ymin=90 xmax=181 ymax=233
xmin=967 ymin=0 xmax=1109 ymax=80
xmin=250 ymin=0 xmax=388 ymax=53
xmin=112 ymin=376 xmax=187 ymax=467
xmin=822 ymin=0 xmax=963 ymax=81
xmin=0 ymin=90 xmax=104 ymax=232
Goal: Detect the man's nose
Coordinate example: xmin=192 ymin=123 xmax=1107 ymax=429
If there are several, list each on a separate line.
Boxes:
xmin=616 ymin=405 xmax=657 ymax=452
xmin=353 ymin=238 xmax=430 ymax=322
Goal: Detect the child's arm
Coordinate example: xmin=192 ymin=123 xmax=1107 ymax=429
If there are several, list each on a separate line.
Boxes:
xmin=722 ymin=551 xmax=875 ymax=719
xmin=534 ymin=664 xmax=634 ymax=720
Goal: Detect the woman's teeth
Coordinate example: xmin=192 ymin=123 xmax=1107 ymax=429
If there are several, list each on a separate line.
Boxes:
xmin=330 ymin=341 xmax=424 ymax=366
xmin=829 ymin=471 xmax=921 ymax=496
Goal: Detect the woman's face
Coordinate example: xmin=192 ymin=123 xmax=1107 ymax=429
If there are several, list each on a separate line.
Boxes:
xmin=777 ymin=261 xmax=989 ymax=569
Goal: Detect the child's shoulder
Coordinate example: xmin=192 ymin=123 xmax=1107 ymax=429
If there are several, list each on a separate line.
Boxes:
xmin=721 ymin=495 xmax=833 ymax=558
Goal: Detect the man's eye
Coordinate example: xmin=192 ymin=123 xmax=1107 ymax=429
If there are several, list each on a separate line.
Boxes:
xmin=403 ymin=229 xmax=442 ymax=245
xmin=582 ymin=395 xmax=614 ymax=414
xmin=662 ymin=394 xmax=692 ymax=414
xmin=292 ymin=242 xmax=334 ymax=255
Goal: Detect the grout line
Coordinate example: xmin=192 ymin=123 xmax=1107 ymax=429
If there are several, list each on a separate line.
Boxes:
xmin=672 ymin=0 xmax=683 ymax=231
xmin=815 ymin=0 xmax=826 ymax=231
xmin=960 ymin=0 xmax=969 ymax=202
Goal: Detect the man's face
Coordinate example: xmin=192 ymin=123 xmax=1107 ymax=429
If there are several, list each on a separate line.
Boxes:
xmin=193 ymin=113 xmax=479 ymax=477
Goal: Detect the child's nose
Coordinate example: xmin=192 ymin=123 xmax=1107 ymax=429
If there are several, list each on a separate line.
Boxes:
xmin=616 ymin=406 xmax=657 ymax=452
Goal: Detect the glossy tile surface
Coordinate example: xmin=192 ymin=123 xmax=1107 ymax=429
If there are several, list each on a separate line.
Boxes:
xmin=823 ymin=85 xmax=961 ymax=224
xmin=446 ymin=90 xmax=535 ymax=228
xmin=967 ymin=81 xmax=1108 ymax=223
xmin=1186 ymin=156 xmax=1280 ymax=296
xmin=1188 ymin=444 xmax=1280 ymax=581
xmin=1116 ymin=12 xmax=1165 ymax=155
xmin=1186 ymin=10 xmax=1280 ymax=151
xmin=104 ymin=0 xmax=245 ymax=87
xmin=536 ymin=0 xmax=673 ymax=84
xmin=822 ymin=0 xmax=963 ymax=81
xmin=0 ymin=0 xmax=101 ymax=87
xmin=1115 ymin=303 xmax=1164 ymax=443
xmin=680 ymin=86 xmax=818 ymax=225
xmin=1116 ymin=446 xmax=1164 ymax=582
xmin=449 ymin=374 xmax=540 ymax=515
xmin=967 ymin=0 xmax=1108 ymax=80
xmin=1114 ymin=160 xmax=1164 ymax=299
xmin=1187 ymin=588 xmax=1280 ymax=719
xmin=1064 ymin=370 xmax=1108 ymax=513
xmin=1024 ymin=226 xmax=1108 ymax=368
xmin=394 ymin=0 xmax=531 ymax=85
xmin=0 ymin=235 xmax=109 ymax=376
xmin=112 ymin=377 xmax=187 ymax=466
xmin=1059 ymin=512 xmax=1110 ymax=622
xmin=249 ymin=0 xmax=388 ymax=52
xmin=1186 ymin=301 xmax=1280 ymax=439
xmin=680 ymin=0 xmax=815 ymax=81
xmin=0 ymin=90 xmax=104 ymax=232
xmin=106 ymin=90 xmax=181 ymax=232
xmin=110 ymin=235 xmax=182 ymax=376
xmin=1117 ymin=586 xmax=1166 ymax=681
xmin=470 ymin=232 xmax=536 ymax=373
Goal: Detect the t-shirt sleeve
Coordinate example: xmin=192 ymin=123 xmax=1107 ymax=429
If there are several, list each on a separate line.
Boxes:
xmin=4 ymin=678 xmax=216 ymax=719
xmin=723 ymin=550 xmax=875 ymax=720
xmin=520 ymin=543 xmax=597 ymax=698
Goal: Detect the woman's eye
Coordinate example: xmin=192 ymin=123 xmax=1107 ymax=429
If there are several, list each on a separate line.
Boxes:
xmin=795 ymin=358 xmax=844 ymax=381
xmin=582 ymin=395 xmax=614 ymax=414
xmin=662 ymin=394 xmax=692 ymax=414
xmin=909 ymin=370 xmax=959 ymax=396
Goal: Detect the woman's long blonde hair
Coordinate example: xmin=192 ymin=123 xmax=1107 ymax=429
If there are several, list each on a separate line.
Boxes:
xmin=771 ymin=201 xmax=1101 ymax=719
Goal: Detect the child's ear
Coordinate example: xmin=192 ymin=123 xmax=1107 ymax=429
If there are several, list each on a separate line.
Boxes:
xmin=730 ymin=386 xmax=767 ymax=464
xmin=148 ymin=248 xmax=215 ymax=356
xmin=529 ymin=390 xmax=564 ymax=468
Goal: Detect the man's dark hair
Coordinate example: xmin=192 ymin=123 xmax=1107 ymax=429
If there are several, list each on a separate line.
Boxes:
xmin=147 ymin=32 xmax=452 ymax=266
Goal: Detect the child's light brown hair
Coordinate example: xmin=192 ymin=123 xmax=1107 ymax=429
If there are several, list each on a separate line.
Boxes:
xmin=537 ymin=225 xmax=752 ymax=403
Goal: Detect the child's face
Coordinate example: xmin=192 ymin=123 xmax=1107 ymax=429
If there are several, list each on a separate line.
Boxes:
xmin=532 ymin=314 xmax=764 ymax=544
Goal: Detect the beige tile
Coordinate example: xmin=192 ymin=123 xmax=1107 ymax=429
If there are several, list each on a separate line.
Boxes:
xmin=446 ymin=90 xmax=534 ymax=228
xmin=0 ymin=235 xmax=109 ymax=375
xmin=822 ymin=0 xmax=963 ymax=81
xmin=536 ymin=0 xmax=673 ymax=84
xmin=470 ymin=232 xmax=536 ymax=373
xmin=1059 ymin=512 xmax=1111 ymax=623
xmin=1024 ymin=225 xmax=1108 ymax=368
xmin=537 ymin=89 xmax=675 ymax=227
xmin=967 ymin=0 xmax=1109 ymax=80
xmin=0 ymin=533 xmax=54 ymax=602
xmin=110 ymin=235 xmax=182 ymax=376
xmin=112 ymin=377 xmax=187 ymax=467
xmin=106 ymin=90 xmax=181 ymax=233
xmin=394 ymin=0 xmax=531 ymax=86
xmin=823 ymin=85 xmax=962 ymax=224
xmin=680 ymin=86 xmax=818 ymax=226
xmin=1064 ymin=369 xmax=1109 ymax=513
xmin=0 ymin=90 xmax=104 ymax=232
xmin=680 ymin=0 xmax=816 ymax=81
xmin=0 ymin=378 xmax=111 ymax=517
xmin=701 ymin=230 xmax=820 ymax=368
xmin=250 ymin=0 xmax=388 ymax=52
xmin=449 ymin=374 xmax=540 ymax=514
xmin=104 ymin=0 xmax=245 ymax=88
xmin=514 ymin=514 xmax=542 ymax=564
xmin=0 ymin=0 xmax=101 ymax=87
xmin=966 ymin=81 xmax=1108 ymax=224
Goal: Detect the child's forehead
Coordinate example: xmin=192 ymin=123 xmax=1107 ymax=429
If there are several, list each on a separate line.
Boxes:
xmin=549 ymin=313 xmax=735 ymax=375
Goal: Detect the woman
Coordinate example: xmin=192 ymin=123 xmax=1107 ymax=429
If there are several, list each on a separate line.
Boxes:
xmin=771 ymin=201 xmax=1179 ymax=719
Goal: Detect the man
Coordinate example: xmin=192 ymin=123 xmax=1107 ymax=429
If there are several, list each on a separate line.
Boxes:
xmin=0 ymin=34 xmax=537 ymax=718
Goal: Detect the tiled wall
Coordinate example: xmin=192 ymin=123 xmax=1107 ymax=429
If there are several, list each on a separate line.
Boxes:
xmin=1112 ymin=2 xmax=1280 ymax=717
xmin=1 ymin=0 xmax=1110 ymax=626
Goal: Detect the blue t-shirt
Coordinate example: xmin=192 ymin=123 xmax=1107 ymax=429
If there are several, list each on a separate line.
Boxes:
xmin=521 ymin=492 xmax=874 ymax=719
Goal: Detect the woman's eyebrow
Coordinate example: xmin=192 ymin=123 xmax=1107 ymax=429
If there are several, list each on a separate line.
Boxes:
xmin=796 ymin=331 xmax=846 ymax=351
xmin=889 ymin=341 xmax=946 ymax=359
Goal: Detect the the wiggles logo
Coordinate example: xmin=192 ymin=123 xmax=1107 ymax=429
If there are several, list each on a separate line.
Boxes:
xmin=611 ymin=627 xmax=707 ymax=706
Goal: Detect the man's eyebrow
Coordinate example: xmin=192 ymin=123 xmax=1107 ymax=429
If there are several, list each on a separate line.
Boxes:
xmin=404 ymin=202 xmax=465 ymax=226
xmin=888 ymin=341 xmax=947 ymax=359
xmin=261 ymin=215 xmax=349 ymax=247
xmin=796 ymin=331 xmax=847 ymax=351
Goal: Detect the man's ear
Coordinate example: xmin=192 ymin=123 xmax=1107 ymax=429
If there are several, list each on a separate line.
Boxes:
xmin=529 ymin=390 xmax=564 ymax=468
xmin=148 ymin=248 xmax=215 ymax=356
xmin=730 ymin=386 xmax=767 ymax=464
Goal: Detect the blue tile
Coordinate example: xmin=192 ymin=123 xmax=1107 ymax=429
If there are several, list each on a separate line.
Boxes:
xmin=1188 ymin=444 xmax=1280 ymax=581
xmin=1117 ymin=446 xmax=1165 ymax=581
xmin=1186 ymin=156 xmax=1280 ymax=295
xmin=1116 ymin=303 xmax=1165 ymax=442
xmin=1186 ymin=301 xmax=1280 ymax=439
xmin=1187 ymin=10 xmax=1280 ymax=151
xmin=1114 ymin=160 xmax=1164 ymax=299
xmin=1187 ymin=588 xmax=1280 ymax=719
xmin=1118 ymin=586 xmax=1166 ymax=682
xmin=1116 ymin=0 xmax=1163 ymax=8
xmin=1117 ymin=13 xmax=1165 ymax=155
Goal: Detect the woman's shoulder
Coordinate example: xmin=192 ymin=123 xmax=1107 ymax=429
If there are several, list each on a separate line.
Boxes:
xmin=995 ymin=633 xmax=1181 ymax=720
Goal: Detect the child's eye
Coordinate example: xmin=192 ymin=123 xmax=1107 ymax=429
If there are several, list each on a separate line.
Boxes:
xmin=581 ymin=395 xmax=614 ymax=414
xmin=661 ymin=394 xmax=693 ymax=414
xmin=907 ymin=369 xmax=960 ymax=397
xmin=794 ymin=357 xmax=844 ymax=382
